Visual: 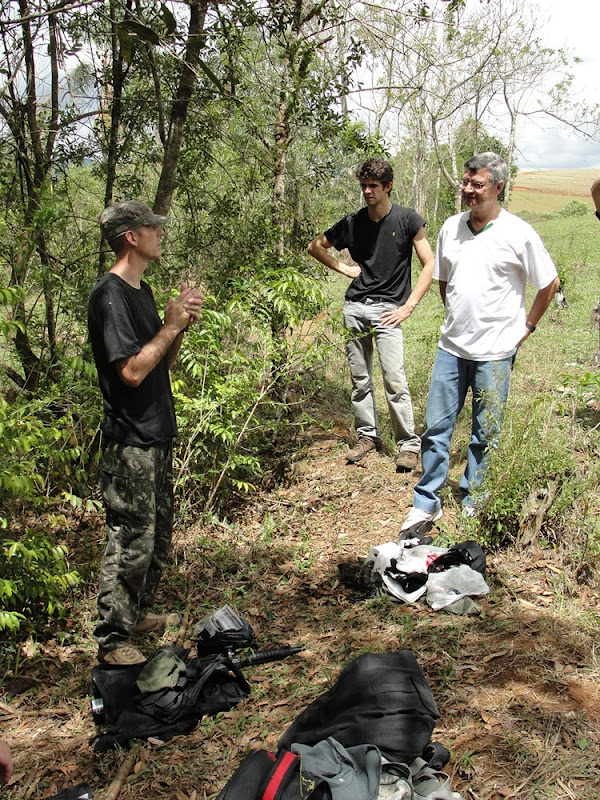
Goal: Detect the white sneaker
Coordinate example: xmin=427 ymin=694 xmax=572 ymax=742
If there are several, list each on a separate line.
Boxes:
xmin=400 ymin=506 xmax=443 ymax=532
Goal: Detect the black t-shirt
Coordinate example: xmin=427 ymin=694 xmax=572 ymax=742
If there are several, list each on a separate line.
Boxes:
xmin=88 ymin=273 xmax=177 ymax=447
xmin=324 ymin=204 xmax=426 ymax=304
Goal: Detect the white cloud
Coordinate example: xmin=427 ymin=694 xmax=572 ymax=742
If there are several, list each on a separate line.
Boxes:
xmin=516 ymin=0 xmax=600 ymax=168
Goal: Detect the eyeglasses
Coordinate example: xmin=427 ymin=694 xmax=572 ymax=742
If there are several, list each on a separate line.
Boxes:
xmin=461 ymin=178 xmax=490 ymax=190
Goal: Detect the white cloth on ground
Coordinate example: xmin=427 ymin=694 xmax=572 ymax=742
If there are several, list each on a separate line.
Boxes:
xmin=426 ymin=565 xmax=489 ymax=610
xmin=367 ymin=542 xmax=489 ymax=607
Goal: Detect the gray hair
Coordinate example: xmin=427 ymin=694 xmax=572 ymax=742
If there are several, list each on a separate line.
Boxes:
xmin=464 ymin=152 xmax=507 ymax=187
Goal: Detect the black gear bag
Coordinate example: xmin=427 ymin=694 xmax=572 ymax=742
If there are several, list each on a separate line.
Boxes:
xmin=217 ymin=651 xmax=443 ymax=799
xmin=91 ymin=646 xmax=250 ymax=752
xmin=278 ymin=651 xmax=439 ymax=763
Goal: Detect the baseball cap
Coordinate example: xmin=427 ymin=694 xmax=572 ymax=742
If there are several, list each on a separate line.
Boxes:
xmin=99 ymin=200 xmax=169 ymax=242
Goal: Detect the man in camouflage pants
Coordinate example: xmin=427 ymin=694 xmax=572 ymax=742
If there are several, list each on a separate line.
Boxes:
xmin=88 ymin=201 xmax=203 ymax=665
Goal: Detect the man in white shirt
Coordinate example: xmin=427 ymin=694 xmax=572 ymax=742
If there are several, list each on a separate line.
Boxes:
xmin=400 ymin=152 xmax=559 ymax=534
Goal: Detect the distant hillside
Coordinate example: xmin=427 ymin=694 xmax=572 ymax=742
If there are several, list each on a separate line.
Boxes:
xmin=509 ymin=168 xmax=597 ymax=215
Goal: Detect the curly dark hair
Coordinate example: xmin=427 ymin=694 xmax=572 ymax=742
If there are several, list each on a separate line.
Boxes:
xmin=355 ymin=158 xmax=393 ymax=189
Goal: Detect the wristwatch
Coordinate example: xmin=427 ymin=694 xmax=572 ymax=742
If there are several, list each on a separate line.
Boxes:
xmin=525 ymin=321 xmax=536 ymax=333
xmin=595 ymin=210 xmax=600 ymax=221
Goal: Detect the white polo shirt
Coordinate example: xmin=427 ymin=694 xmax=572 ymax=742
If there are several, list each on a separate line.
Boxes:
xmin=434 ymin=209 xmax=558 ymax=361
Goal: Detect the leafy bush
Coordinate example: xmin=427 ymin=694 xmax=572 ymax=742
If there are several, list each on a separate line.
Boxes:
xmin=560 ymin=200 xmax=589 ymax=218
xmin=475 ymin=395 xmax=588 ymax=546
xmin=173 ymin=278 xmax=329 ymax=511
xmin=0 ymin=530 xmax=79 ymax=631
xmin=0 ymin=355 xmax=97 ymax=630
xmin=173 ymin=303 xmax=278 ymax=510
xmin=0 ymin=356 xmax=100 ymax=520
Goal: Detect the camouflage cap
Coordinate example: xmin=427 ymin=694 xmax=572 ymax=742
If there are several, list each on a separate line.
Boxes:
xmin=99 ymin=200 xmax=169 ymax=242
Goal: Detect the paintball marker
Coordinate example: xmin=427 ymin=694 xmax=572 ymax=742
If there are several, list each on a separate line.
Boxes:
xmin=194 ymin=605 xmax=304 ymax=665
xmin=231 ymin=645 xmax=305 ymax=668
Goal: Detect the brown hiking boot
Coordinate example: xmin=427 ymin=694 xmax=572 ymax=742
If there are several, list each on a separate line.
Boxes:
xmin=98 ymin=644 xmax=146 ymax=665
xmin=346 ymin=437 xmax=377 ymax=464
xmin=133 ymin=612 xmax=181 ymax=634
xmin=396 ymin=451 xmax=418 ymax=472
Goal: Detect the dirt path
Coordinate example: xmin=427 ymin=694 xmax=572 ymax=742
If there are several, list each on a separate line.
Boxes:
xmin=2 ymin=425 xmax=600 ymax=799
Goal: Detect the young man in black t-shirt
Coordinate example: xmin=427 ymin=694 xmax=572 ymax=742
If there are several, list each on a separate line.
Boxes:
xmin=308 ymin=158 xmax=434 ymax=471
xmin=89 ymin=201 xmax=203 ymax=665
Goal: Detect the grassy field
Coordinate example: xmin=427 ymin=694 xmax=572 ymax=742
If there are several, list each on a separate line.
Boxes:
xmin=509 ymin=168 xmax=598 ymax=215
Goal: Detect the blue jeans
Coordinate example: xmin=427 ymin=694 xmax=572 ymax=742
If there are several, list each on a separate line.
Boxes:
xmin=343 ymin=300 xmax=420 ymax=453
xmin=413 ymin=348 xmax=513 ymax=513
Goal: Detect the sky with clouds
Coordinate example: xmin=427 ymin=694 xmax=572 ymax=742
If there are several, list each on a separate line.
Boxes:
xmin=517 ymin=0 xmax=600 ymax=170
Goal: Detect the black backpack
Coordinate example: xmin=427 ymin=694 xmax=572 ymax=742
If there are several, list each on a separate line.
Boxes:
xmin=217 ymin=749 xmax=330 ymax=800
xmin=91 ymin=646 xmax=250 ymax=752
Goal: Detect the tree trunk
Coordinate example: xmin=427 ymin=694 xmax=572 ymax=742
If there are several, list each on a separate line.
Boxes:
xmin=503 ymin=90 xmax=517 ymax=210
xmin=7 ymin=0 xmax=62 ymax=391
xmin=272 ymin=93 xmax=290 ymax=262
xmin=153 ymin=0 xmax=208 ymax=215
xmin=98 ymin=0 xmax=130 ymax=279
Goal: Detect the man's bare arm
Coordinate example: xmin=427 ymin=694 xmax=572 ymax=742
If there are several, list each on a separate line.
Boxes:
xmin=116 ymin=284 xmax=202 ymax=388
xmin=307 ymin=234 xmax=361 ymax=279
xmin=518 ymin=276 xmax=560 ymax=345
xmin=591 ymin=177 xmax=600 ymax=213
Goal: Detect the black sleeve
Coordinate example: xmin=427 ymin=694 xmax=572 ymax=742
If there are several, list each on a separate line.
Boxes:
xmin=405 ymin=208 xmax=426 ymax=240
xmin=323 ymin=215 xmax=351 ymax=252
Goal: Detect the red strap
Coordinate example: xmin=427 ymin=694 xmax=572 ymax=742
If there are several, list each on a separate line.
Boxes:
xmin=262 ymin=751 xmax=296 ymax=800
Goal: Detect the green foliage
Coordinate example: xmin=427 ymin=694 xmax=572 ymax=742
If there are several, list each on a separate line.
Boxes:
xmin=0 ymin=529 xmax=80 ymax=631
xmin=0 ymin=355 xmax=98 ymax=629
xmin=0 ymin=395 xmax=51 ymax=510
xmin=0 ymin=286 xmax=25 ymax=340
xmin=173 ymin=303 xmax=277 ymax=508
xmin=0 ymin=355 xmax=100 ymax=522
xmin=224 ymin=251 xmax=327 ymax=332
xmin=563 ymin=368 xmax=600 ymax=402
xmin=559 ymin=200 xmax=589 ymax=218
xmin=172 ymin=249 xmax=330 ymax=511
xmin=474 ymin=397 xmax=586 ymax=546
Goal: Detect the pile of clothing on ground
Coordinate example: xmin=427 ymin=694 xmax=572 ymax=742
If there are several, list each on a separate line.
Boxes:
xmin=217 ymin=651 xmax=464 ymax=800
xmin=340 ymin=536 xmax=489 ymax=614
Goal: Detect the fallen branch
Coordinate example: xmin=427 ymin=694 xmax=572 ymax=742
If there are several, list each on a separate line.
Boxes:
xmin=101 ymin=742 xmax=142 ymax=800
xmin=590 ymin=300 xmax=600 ymax=368
xmin=517 ymin=480 xmax=558 ymax=549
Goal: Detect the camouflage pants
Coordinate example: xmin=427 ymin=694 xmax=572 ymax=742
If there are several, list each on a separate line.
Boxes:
xmin=93 ymin=439 xmax=174 ymax=650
